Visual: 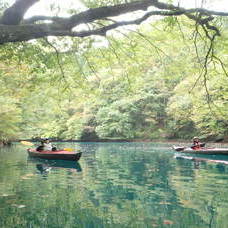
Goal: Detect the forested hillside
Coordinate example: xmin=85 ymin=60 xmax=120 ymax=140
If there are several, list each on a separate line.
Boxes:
xmin=0 ymin=1 xmax=227 ymax=143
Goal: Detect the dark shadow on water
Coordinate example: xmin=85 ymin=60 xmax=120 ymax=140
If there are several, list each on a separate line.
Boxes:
xmin=36 ymin=164 xmax=52 ymax=175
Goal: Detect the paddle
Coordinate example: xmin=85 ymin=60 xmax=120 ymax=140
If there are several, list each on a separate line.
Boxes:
xmin=172 ymin=145 xmax=185 ymax=151
xmin=63 ymin=148 xmax=75 ymax=152
xmin=20 ymin=141 xmax=34 ymax=146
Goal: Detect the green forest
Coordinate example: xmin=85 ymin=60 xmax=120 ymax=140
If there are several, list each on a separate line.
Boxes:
xmin=0 ymin=0 xmax=228 ymax=144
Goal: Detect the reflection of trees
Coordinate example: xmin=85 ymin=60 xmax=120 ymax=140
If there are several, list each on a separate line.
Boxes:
xmin=171 ymin=160 xmax=228 ymax=227
xmin=79 ymin=143 xmax=205 ymax=226
xmin=2 ymin=143 xmax=228 ymax=227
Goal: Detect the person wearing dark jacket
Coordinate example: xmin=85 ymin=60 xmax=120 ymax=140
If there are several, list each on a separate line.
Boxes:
xmin=191 ymin=137 xmax=205 ymax=149
xmin=36 ymin=139 xmax=57 ymax=151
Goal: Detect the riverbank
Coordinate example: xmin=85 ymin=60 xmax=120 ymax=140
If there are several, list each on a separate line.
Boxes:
xmin=0 ymin=141 xmax=12 ymax=147
xmin=15 ymin=136 xmax=228 ymax=143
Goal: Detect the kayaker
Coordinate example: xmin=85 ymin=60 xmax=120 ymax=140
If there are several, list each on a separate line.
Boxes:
xmin=43 ymin=138 xmax=53 ymax=151
xmin=36 ymin=139 xmax=57 ymax=151
xmin=191 ymin=137 xmax=205 ymax=150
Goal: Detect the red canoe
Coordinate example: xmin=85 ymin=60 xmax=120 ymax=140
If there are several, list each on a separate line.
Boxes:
xmin=27 ymin=148 xmax=82 ymax=161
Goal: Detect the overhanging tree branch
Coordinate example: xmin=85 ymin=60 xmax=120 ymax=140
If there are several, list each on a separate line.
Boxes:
xmin=0 ymin=0 xmax=228 ymax=44
xmin=0 ymin=0 xmax=39 ymax=25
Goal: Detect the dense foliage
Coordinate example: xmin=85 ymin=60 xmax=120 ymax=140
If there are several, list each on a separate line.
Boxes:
xmin=0 ymin=16 xmax=227 ymax=142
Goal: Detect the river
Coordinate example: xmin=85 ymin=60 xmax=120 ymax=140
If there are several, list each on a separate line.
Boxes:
xmin=1 ymin=142 xmax=228 ymax=227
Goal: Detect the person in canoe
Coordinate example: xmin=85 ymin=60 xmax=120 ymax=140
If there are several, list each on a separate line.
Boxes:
xmin=36 ymin=138 xmax=57 ymax=151
xmin=191 ymin=137 xmax=205 ymax=150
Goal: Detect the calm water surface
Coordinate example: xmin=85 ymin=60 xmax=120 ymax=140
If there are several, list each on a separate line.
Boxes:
xmin=1 ymin=142 xmax=228 ymax=228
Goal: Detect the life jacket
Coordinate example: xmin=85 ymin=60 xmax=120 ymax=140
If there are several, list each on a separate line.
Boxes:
xmin=193 ymin=141 xmax=201 ymax=150
xmin=43 ymin=143 xmax=52 ymax=151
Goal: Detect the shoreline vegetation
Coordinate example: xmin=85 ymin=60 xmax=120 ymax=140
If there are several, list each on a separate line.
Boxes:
xmin=1 ymin=137 xmax=228 ymax=148
xmin=15 ymin=137 xmax=228 ymax=144
xmin=0 ymin=140 xmax=12 ymax=147
xmin=2 ymin=134 xmax=228 ymax=147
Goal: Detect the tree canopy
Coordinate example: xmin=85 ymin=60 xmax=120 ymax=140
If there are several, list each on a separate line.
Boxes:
xmin=0 ymin=0 xmax=227 ymax=142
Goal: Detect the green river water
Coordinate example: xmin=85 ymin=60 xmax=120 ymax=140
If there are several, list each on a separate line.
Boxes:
xmin=1 ymin=142 xmax=228 ymax=228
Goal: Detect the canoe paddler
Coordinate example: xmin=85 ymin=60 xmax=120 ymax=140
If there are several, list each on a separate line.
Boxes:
xmin=191 ymin=137 xmax=205 ymax=150
xmin=36 ymin=138 xmax=57 ymax=151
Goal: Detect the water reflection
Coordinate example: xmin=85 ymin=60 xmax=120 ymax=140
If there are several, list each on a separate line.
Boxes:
xmin=36 ymin=164 xmax=52 ymax=174
xmin=1 ymin=142 xmax=228 ymax=227
xmin=29 ymin=159 xmax=83 ymax=174
xmin=175 ymin=154 xmax=228 ymax=172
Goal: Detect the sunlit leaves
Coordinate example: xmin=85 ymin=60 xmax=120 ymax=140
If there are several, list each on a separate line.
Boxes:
xmin=0 ymin=13 xmax=227 ymax=141
xmin=0 ymin=96 xmax=21 ymax=141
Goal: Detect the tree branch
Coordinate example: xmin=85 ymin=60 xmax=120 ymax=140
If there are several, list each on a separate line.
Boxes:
xmin=0 ymin=0 xmax=228 ymax=44
xmin=0 ymin=0 xmax=39 ymax=25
